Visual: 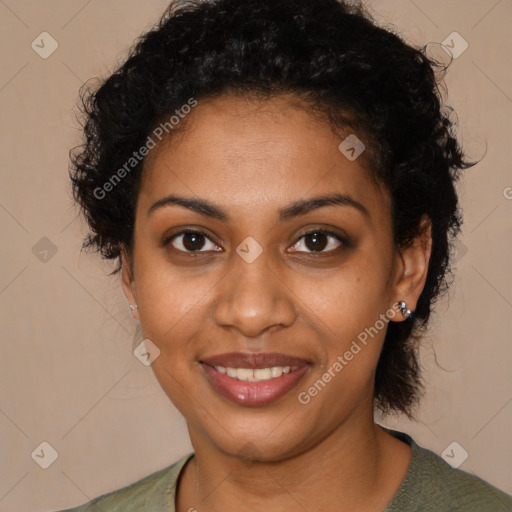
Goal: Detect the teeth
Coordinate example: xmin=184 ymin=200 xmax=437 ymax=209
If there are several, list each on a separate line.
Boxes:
xmin=213 ymin=365 xmax=296 ymax=381
xmin=253 ymin=368 xmax=272 ymax=381
xmin=236 ymin=368 xmax=253 ymax=381
xmin=271 ymin=366 xmax=283 ymax=378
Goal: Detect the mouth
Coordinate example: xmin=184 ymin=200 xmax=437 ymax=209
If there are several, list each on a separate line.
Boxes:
xmin=200 ymin=352 xmax=311 ymax=407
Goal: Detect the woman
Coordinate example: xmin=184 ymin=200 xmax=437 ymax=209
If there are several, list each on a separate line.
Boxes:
xmin=58 ymin=0 xmax=512 ymax=510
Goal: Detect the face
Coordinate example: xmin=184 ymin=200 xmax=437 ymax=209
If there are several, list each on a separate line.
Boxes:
xmin=122 ymin=94 xmax=430 ymax=461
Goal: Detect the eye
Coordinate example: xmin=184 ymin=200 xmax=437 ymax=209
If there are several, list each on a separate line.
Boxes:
xmin=289 ymin=229 xmax=346 ymax=253
xmin=167 ymin=230 xmax=222 ymax=253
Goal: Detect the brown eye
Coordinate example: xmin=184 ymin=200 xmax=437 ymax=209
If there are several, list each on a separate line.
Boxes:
xmin=168 ymin=230 xmax=221 ymax=253
xmin=290 ymin=229 xmax=346 ymax=253
xmin=304 ymin=231 xmax=329 ymax=251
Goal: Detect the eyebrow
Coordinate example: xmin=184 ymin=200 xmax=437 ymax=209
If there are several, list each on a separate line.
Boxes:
xmin=278 ymin=193 xmax=370 ymax=222
xmin=147 ymin=193 xmax=370 ymax=222
xmin=148 ymin=194 xmax=229 ymax=221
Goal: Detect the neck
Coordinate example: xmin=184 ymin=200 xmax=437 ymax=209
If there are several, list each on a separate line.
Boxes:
xmin=176 ymin=413 xmax=411 ymax=512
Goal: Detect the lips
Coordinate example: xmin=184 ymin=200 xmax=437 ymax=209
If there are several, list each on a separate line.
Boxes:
xmin=201 ymin=352 xmax=310 ymax=369
xmin=200 ymin=352 xmax=311 ymax=407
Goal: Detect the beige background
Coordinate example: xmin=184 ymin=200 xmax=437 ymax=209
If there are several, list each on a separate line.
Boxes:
xmin=0 ymin=0 xmax=511 ymax=510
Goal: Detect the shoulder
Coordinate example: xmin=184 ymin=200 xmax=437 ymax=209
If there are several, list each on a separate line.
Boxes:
xmin=384 ymin=428 xmax=512 ymax=512
xmin=412 ymin=444 xmax=512 ymax=511
xmin=54 ymin=452 xmax=194 ymax=512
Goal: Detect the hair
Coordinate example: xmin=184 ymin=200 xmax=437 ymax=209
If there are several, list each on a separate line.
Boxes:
xmin=70 ymin=0 xmax=474 ymax=418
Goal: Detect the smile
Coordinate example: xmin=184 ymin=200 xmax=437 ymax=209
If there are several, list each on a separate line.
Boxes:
xmin=212 ymin=365 xmax=299 ymax=381
xmin=200 ymin=354 xmax=311 ymax=407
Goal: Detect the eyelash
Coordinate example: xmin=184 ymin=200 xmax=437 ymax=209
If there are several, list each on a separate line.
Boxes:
xmin=164 ymin=228 xmax=349 ymax=255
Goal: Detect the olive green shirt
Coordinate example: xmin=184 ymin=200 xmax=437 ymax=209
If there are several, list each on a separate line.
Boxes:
xmin=56 ymin=429 xmax=512 ymax=511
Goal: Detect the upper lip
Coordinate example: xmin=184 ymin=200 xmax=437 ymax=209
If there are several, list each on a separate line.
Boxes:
xmin=200 ymin=352 xmax=310 ymax=369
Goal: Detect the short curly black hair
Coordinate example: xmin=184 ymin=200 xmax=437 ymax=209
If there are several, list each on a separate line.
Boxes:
xmin=70 ymin=0 xmax=474 ymax=418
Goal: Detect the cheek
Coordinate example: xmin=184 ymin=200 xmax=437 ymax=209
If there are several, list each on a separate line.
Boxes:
xmin=133 ymin=259 xmax=205 ymax=355
xmin=300 ymin=297 xmax=390 ymax=420
xmin=300 ymin=258 xmax=392 ymax=342
xmin=296 ymin=257 xmax=393 ymax=403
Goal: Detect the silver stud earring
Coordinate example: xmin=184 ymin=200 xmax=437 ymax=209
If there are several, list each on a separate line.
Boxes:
xmin=129 ymin=304 xmax=138 ymax=312
xmin=397 ymin=301 xmax=413 ymax=319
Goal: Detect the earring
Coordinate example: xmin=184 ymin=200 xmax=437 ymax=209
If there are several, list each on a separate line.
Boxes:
xmin=129 ymin=304 xmax=138 ymax=312
xmin=397 ymin=300 xmax=413 ymax=319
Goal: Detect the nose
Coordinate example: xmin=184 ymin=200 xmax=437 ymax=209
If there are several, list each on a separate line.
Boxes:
xmin=213 ymin=251 xmax=297 ymax=338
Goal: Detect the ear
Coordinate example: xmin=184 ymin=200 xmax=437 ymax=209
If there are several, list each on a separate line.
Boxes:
xmin=121 ymin=246 xmax=139 ymax=321
xmin=392 ymin=215 xmax=432 ymax=321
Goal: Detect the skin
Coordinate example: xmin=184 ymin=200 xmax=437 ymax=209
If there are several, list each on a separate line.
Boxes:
xmin=121 ymin=94 xmax=432 ymax=511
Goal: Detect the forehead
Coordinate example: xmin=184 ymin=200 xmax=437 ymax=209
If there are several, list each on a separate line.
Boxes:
xmin=139 ymin=94 xmax=389 ymax=222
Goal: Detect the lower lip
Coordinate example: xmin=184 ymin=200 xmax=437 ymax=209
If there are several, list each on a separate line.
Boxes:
xmin=201 ymin=364 xmax=310 ymax=407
